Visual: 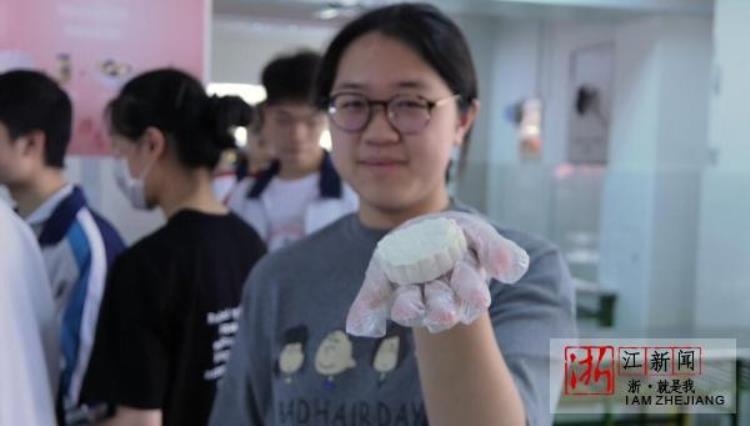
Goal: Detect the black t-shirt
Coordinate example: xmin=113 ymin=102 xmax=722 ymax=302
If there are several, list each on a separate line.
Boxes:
xmin=81 ymin=210 xmax=266 ymax=426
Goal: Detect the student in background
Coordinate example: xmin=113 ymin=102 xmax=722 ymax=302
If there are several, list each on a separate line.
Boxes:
xmin=81 ymin=68 xmax=266 ymax=426
xmin=0 ymin=200 xmax=57 ymax=426
xmin=0 ymin=69 xmax=125 ymax=424
xmin=211 ymin=102 xmax=254 ymax=204
xmin=227 ymin=51 xmax=358 ymax=251
xmin=243 ymin=101 xmax=275 ymax=178
xmin=213 ymin=102 xmax=276 ymax=204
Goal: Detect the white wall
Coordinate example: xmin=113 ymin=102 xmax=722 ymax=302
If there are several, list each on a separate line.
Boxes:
xmin=480 ymin=19 xmax=614 ymax=257
xmin=210 ymin=16 xmax=336 ymax=84
xmin=598 ymin=15 xmax=712 ymax=331
xmin=482 ymin=20 xmax=551 ymax=237
xmin=542 ymin=23 xmax=614 ymax=280
xmin=469 ymin=11 xmax=713 ymax=333
xmin=694 ymin=0 xmax=750 ymax=328
xmin=453 ymin=15 xmax=499 ymax=213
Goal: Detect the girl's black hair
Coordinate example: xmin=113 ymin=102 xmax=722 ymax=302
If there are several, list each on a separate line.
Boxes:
xmin=315 ymin=3 xmax=477 ymax=112
xmin=314 ymin=3 xmax=478 ymax=177
xmin=107 ymin=68 xmax=252 ymax=170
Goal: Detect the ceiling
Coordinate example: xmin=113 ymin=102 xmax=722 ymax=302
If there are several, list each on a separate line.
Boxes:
xmin=212 ymin=0 xmax=714 ymax=24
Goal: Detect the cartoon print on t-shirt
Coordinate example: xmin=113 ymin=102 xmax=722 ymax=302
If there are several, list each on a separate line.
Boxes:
xmin=275 ymin=325 xmax=308 ymax=383
xmin=372 ymin=326 xmax=409 ymax=383
xmin=315 ymin=330 xmax=356 ymax=389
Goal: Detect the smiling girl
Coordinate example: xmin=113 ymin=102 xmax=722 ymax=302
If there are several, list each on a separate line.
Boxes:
xmin=211 ymin=4 xmax=576 ymax=426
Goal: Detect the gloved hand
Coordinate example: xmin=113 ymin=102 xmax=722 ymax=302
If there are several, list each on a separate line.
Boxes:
xmin=346 ymin=211 xmax=530 ymax=337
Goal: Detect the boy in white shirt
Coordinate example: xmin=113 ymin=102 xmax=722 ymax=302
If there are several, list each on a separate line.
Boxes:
xmin=0 ymin=200 xmax=57 ymax=425
xmin=228 ymin=51 xmax=358 ymax=251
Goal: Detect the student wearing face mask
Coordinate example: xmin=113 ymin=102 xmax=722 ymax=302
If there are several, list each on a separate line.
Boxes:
xmin=0 ymin=70 xmax=125 ymax=425
xmin=80 ymin=69 xmax=266 ymax=426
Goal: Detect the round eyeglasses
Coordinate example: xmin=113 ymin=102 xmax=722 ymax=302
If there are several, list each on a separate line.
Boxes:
xmin=326 ymin=93 xmax=461 ymax=134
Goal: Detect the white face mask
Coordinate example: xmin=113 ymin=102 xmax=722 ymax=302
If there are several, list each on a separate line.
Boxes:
xmin=113 ymin=157 xmax=153 ymax=210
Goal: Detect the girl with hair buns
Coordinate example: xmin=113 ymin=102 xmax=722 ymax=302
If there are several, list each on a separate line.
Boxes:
xmin=81 ymin=69 xmax=266 ymax=426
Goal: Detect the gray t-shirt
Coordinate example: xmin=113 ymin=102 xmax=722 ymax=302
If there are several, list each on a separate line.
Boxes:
xmin=210 ymin=206 xmax=577 ymax=426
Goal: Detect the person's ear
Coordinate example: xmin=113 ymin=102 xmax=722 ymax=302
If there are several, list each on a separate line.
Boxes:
xmin=142 ymin=126 xmax=167 ymax=160
xmin=454 ymin=99 xmax=480 ymax=147
xmin=18 ymin=130 xmax=47 ymax=161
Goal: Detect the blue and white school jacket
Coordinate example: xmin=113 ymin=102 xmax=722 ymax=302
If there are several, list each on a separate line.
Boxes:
xmin=25 ymin=184 xmax=125 ymax=410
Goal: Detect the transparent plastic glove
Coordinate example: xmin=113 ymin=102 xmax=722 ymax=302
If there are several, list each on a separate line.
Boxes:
xmin=346 ymin=212 xmax=530 ymax=337
xmin=346 ymin=259 xmax=392 ymax=338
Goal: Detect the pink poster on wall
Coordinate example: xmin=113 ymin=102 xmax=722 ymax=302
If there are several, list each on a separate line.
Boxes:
xmin=0 ymin=0 xmax=208 ymax=155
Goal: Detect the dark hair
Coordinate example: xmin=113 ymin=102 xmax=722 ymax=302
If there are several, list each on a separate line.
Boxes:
xmin=315 ymin=3 xmax=478 ymax=112
xmin=282 ymin=325 xmax=309 ymax=346
xmin=0 ymin=70 xmax=72 ymax=168
xmin=107 ymin=68 xmax=252 ymax=170
xmin=262 ymin=50 xmax=321 ymax=106
xmin=274 ymin=325 xmax=309 ymax=377
xmin=250 ymin=101 xmax=265 ymax=135
xmin=315 ymin=3 xmax=478 ymax=178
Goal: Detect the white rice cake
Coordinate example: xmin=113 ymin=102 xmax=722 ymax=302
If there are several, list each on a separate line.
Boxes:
xmin=375 ymin=217 xmax=468 ymax=285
